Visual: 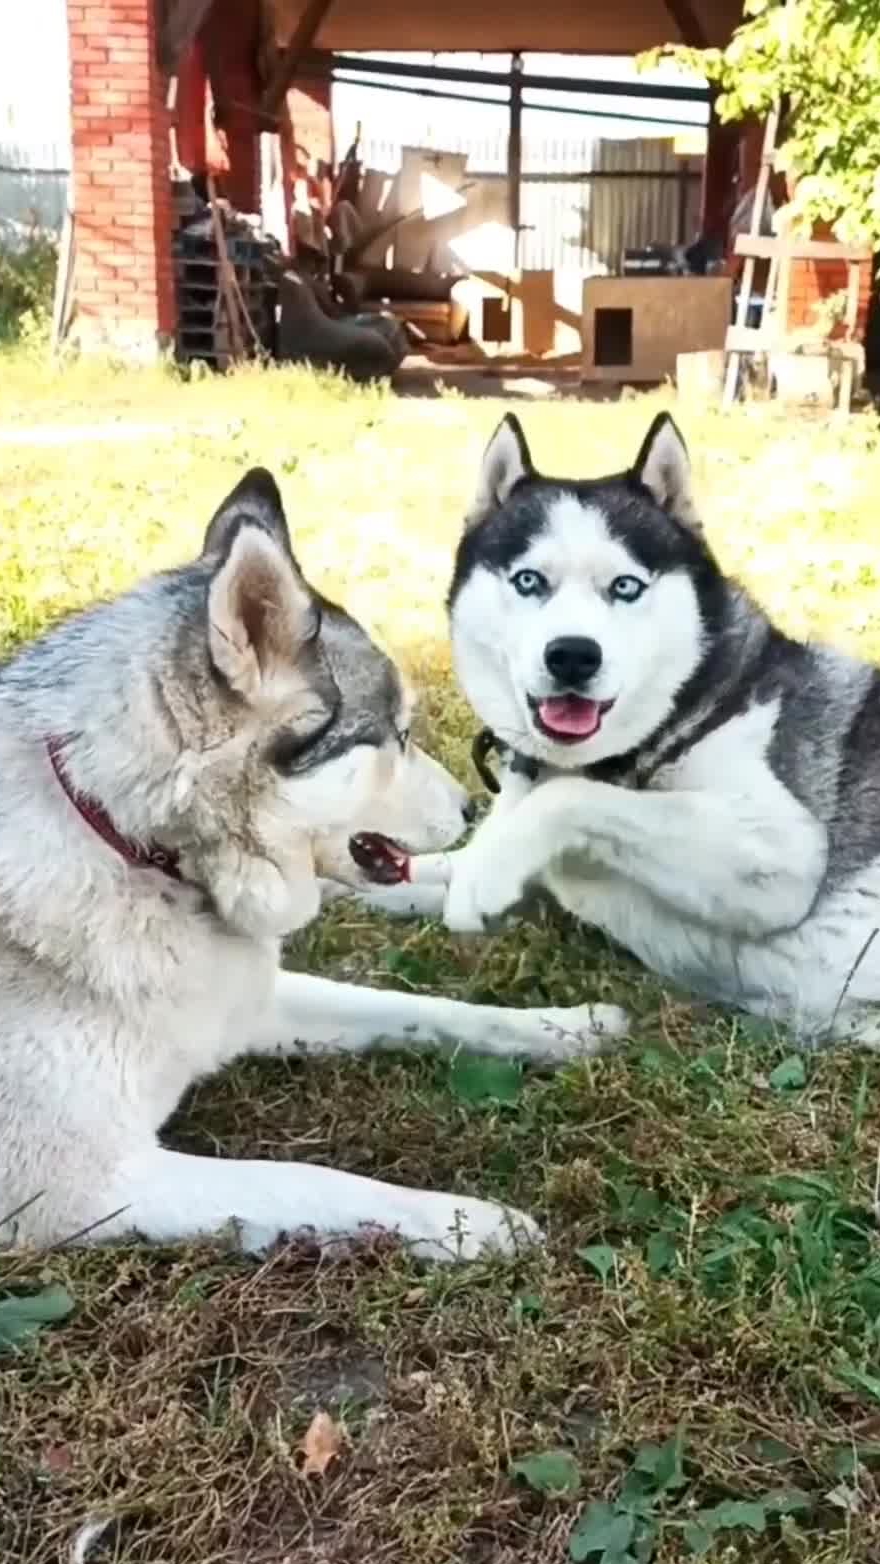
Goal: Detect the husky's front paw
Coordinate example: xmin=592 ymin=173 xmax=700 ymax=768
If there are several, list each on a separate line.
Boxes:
xmin=443 ymin=858 xmax=525 ymax=933
xmin=402 ymin=1191 xmax=542 ymax=1262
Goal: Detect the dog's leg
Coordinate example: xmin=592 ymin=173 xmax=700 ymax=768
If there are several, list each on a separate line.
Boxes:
xmin=317 ymin=849 xmax=453 ymax=919
xmin=443 ymin=777 xmax=827 ymax=940
xmin=318 ymin=879 xmax=448 ymax=918
xmin=248 ymin=969 xmax=628 ymax=1063
xmin=98 ymin=1144 xmax=539 ymax=1262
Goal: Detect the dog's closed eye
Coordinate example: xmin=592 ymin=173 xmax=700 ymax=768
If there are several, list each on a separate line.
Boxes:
xmin=268 ymin=708 xmax=337 ymax=774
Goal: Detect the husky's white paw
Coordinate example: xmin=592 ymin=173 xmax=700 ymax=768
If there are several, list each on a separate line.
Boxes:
xmin=401 ymin=1191 xmax=543 ymax=1262
xmin=532 ymin=1002 xmax=630 ymax=1060
xmin=235 ymin=1194 xmax=542 ymax=1264
xmin=444 ymin=858 xmax=524 ymax=933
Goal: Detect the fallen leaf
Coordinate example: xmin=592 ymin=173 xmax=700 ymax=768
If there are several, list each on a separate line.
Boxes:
xmin=768 ymin=1054 xmax=807 ymax=1091
xmin=298 ymin=1410 xmax=342 ymax=1476
xmin=0 ymin=1283 xmax=74 ymax=1351
xmin=42 ymin=1442 xmax=73 ymax=1473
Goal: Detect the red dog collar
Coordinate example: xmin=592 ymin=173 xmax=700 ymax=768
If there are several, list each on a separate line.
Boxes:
xmin=47 ymin=737 xmax=182 ymax=882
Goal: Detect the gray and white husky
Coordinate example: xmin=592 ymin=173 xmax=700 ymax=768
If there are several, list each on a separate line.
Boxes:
xmin=394 ymin=411 xmax=880 ymax=1049
xmin=0 ymin=468 xmax=625 ymax=1256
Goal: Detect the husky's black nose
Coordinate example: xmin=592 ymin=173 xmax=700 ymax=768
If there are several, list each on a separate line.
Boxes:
xmin=462 ymin=798 xmax=477 ymax=825
xmin=544 ymin=636 xmax=602 ymax=687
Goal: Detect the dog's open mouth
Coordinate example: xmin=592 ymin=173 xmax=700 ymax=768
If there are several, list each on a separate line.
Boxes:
xmin=349 ymin=831 xmax=411 ymax=885
xmin=529 ymin=694 xmax=615 ymax=744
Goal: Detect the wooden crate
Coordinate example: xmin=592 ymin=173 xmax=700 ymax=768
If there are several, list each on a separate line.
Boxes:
xmin=582 ymin=276 xmax=732 ymax=383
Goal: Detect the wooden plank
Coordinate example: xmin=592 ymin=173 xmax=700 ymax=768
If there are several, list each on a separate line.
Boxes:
xmin=273 ymin=1 xmax=743 ymax=55
xmin=262 ymin=0 xmax=335 ymax=117
xmin=734 ymin=233 xmax=872 ymax=263
xmin=725 ymin=324 xmax=777 ymax=353
xmin=661 ymin=0 xmax=708 ymax=48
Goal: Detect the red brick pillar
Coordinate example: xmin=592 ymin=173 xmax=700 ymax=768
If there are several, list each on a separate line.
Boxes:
xmin=68 ymin=0 xmax=175 ymax=359
xmin=788 ymin=221 xmax=873 ymax=338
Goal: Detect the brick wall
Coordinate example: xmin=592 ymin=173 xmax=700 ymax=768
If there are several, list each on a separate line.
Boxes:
xmin=68 ymin=0 xmax=174 ymax=359
xmin=731 ymin=121 xmax=874 ymax=338
xmin=788 ymin=225 xmax=873 ymax=338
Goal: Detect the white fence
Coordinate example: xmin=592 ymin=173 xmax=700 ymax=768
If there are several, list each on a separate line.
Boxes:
xmin=0 ymin=0 xmax=71 ymax=237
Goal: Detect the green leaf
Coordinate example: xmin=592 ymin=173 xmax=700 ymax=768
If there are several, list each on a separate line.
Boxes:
xmin=768 ymin=1054 xmax=807 ymax=1091
xmin=447 ymin=1053 xmax=523 ymax=1107
xmin=0 ymin=1283 xmax=74 ymax=1350
xmin=633 ymin=1519 xmax=660 ymax=1564
xmin=576 ymin=1244 xmax=618 ymax=1283
xmin=511 ymin=1290 xmax=543 ymax=1324
xmin=696 ymin=1498 xmax=768 ymax=1536
xmin=618 ymin=1467 xmax=658 ymax=1518
xmin=752 ymin=1437 xmax=797 ymax=1466
xmin=569 ymin=1505 xmax=634 ymax=1561
xmin=834 ymin=1360 xmax=880 ymax=1403
xmin=683 ymin=1521 xmax=714 ymax=1557
xmin=511 ymin=1448 xmax=581 ymax=1498
xmin=383 ymin=948 xmax=434 ymax=986
xmin=650 ymin=1430 xmax=687 ymax=1492
xmin=742 ymin=1172 xmax=836 ymax=1202
xmin=645 ymin=1232 xmax=678 ymax=1277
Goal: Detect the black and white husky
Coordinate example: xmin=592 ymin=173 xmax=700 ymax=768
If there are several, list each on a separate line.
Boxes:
xmin=404 ymin=411 xmax=880 ymax=1049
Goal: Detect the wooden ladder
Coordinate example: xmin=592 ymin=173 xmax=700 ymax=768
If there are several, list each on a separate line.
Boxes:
xmin=722 ymin=107 xmax=869 ymax=414
xmin=721 ymin=106 xmax=781 ymax=409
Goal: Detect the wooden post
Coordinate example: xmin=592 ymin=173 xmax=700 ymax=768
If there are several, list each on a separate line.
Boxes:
xmin=261 ymin=0 xmax=335 ymax=118
xmin=839 ymin=258 xmax=863 ymax=414
xmin=508 ymin=51 xmax=524 ymax=271
xmin=207 ymin=175 xmax=246 ymax=363
xmin=722 ymin=105 xmax=779 ymax=408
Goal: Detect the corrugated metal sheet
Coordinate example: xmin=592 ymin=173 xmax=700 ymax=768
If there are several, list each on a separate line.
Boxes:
xmin=0 ymin=0 xmax=71 ymax=231
xmin=361 ymin=131 xmax=702 ymax=275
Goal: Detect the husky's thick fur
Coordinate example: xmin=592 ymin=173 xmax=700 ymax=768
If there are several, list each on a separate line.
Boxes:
xmin=390 ymin=412 xmax=880 ymax=1047
xmin=0 ymin=469 xmax=626 ymax=1256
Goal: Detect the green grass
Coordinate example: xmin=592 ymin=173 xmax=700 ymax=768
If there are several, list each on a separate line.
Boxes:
xmin=2 ymin=348 xmax=880 ymax=1562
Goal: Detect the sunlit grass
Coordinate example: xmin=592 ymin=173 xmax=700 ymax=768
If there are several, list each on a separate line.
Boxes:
xmin=2 ymin=348 xmax=880 ymax=1563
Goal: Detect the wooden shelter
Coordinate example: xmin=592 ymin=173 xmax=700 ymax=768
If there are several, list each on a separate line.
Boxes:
xmin=69 ymin=0 xmax=747 ymax=358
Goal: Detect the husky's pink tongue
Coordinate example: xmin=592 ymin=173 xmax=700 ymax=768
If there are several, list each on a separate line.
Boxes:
xmin=538 ymin=695 xmax=602 ymax=738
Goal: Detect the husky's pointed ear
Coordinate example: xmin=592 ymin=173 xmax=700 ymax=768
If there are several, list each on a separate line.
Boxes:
xmin=465 ymin=413 xmax=534 ymax=529
xmin=202 ymin=467 xmax=294 ymax=560
xmin=207 ymin=525 xmax=318 ymax=704
xmin=632 ymin=413 xmax=700 ymax=530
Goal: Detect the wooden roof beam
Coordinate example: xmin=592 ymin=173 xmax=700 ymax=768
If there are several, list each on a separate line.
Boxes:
xmin=158 ymin=0 xmax=216 ymax=75
xmin=661 ymin=0 xmax=708 ymax=49
xmin=262 ymin=0 xmax=336 ymax=118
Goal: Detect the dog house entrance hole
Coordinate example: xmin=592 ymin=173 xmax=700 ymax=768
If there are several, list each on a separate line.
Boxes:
xmin=594 ymin=307 xmax=633 ymax=368
xmin=481 ymin=294 xmax=512 ymax=344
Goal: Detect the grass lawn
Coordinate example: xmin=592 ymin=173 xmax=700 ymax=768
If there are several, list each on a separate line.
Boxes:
xmin=3 ymin=350 xmax=880 ymax=1563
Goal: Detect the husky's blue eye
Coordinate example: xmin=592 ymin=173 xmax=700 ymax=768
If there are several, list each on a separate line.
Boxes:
xmin=609 ymin=574 xmax=647 ymax=603
xmin=510 ymin=568 xmax=548 ymax=598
